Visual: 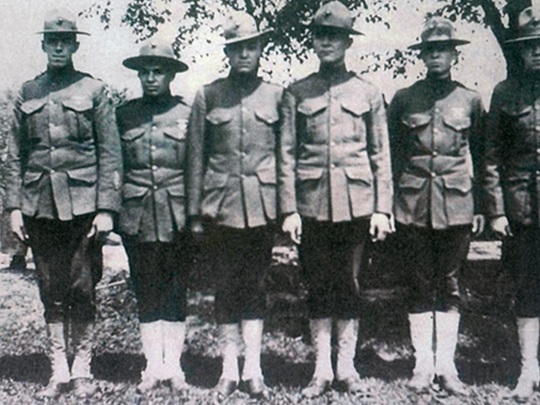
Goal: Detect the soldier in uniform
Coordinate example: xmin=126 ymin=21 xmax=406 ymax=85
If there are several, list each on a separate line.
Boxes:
xmin=4 ymin=10 xmax=122 ymax=400
xmin=278 ymin=1 xmax=393 ymax=398
xmin=388 ymin=18 xmax=486 ymax=396
xmin=187 ymin=11 xmax=281 ymax=398
xmin=116 ymin=39 xmax=190 ymax=395
xmin=485 ymin=4 xmax=540 ymax=401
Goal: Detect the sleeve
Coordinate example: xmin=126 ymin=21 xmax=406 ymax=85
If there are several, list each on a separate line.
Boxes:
xmin=4 ymin=90 xmax=25 ymax=211
xmin=468 ymin=94 xmax=487 ymax=216
xmin=94 ymin=83 xmax=123 ymax=212
xmin=277 ymin=88 xmax=298 ymax=215
xmin=482 ymin=86 xmax=506 ymax=218
xmin=387 ymin=91 xmax=406 ymax=183
xmin=366 ymin=89 xmax=393 ymax=214
xmin=186 ymin=87 xmax=207 ymax=218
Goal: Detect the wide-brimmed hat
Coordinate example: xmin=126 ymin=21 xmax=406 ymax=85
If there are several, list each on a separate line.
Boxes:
xmin=506 ymin=4 xmax=540 ymax=44
xmin=37 ymin=9 xmax=90 ymax=36
xmin=123 ymin=39 xmax=188 ymax=72
xmin=309 ymin=1 xmax=362 ymax=36
xmin=409 ymin=17 xmax=469 ymax=50
xmin=222 ymin=11 xmax=273 ymax=45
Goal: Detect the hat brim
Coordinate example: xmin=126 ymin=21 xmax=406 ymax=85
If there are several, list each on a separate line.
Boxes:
xmin=308 ymin=22 xmax=363 ymax=36
xmin=408 ymin=39 xmax=470 ymax=50
xmin=38 ymin=30 xmax=90 ymax=36
xmin=223 ymin=29 xmax=273 ymax=45
xmin=122 ymin=55 xmax=189 ymax=72
xmin=505 ymin=35 xmax=540 ymax=45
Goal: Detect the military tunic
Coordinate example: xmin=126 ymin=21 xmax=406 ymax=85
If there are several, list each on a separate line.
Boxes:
xmin=388 ymin=76 xmax=487 ymax=313
xmin=117 ymin=93 xmax=191 ymax=322
xmin=5 ymin=65 xmax=122 ymax=323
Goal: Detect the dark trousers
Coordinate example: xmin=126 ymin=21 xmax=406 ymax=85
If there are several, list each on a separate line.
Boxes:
xmin=503 ymin=226 xmax=540 ymax=317
xmin=123 ymin=234 xmax=190 ymax=323
xmin=208 ymin=225 xmax=273 ymax=324
xmin=25 ymin=215 xmax=103 ymax=323
xmin=398 ymin=224 xmax=470 ymax=313
xmin=300 ymin=218 xmax=370 ymax=319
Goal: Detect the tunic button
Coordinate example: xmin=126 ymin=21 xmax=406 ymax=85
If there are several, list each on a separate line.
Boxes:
xmin=50 ymin=169 xmax=55 ymax=173
xmin=537 ymin=148 xmax=540 ymax=154
xmin=330 ymin=141 xmax=336 ymax=146
xmin=153 ymin=185 xmax=158 ymax=190
xmin=152 ymin=165 xmax=157 ymax=171
xmin=537 ymin=170 xmax=540 ymax=175
xmin=432 ymin=151 xmax=438 ymax=157
xmin=431 ymin=172 xmax=437 ymax=178
xmin=151 ymin=145 xmax=157 ymax=151
xmin=331 ymin=163 xmax=336 ymax=169
xmin=152 ymin=125 xmax=157 ymax=131
xmin=536 ymin=126 xmax=540 ymax=132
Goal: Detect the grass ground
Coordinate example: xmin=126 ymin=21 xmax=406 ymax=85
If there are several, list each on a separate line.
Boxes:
xmin=0 ymin=242 xmax=535 ymax=404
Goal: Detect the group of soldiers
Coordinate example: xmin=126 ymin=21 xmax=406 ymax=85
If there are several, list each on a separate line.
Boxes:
xmin=5 ymin=0 xmax=540 ymax=402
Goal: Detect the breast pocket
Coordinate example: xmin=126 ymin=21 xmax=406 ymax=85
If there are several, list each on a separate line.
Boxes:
xmin=442 ymin=113 xmax=472 ymax=151
xmin=340 ymin=98 xmax=370 ymax=141
xmin=297 ymin=97 xmax=328 ymax=140
xmin=20 ymin=99 xmax=47 ymax=140
xmin=163 ymin=121 xmax=187 ymax=163
xmin=62 ymin=97 xmax=94 ymax=141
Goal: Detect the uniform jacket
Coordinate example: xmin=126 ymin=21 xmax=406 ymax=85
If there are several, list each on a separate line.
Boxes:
xmin=388 ymin=77 xmax=486 ymax=229
xmin=116 ymin=93 xmax=190 ymax=242
xmin=5 ymin=65 xmax=122 ymax=220
xmin=278 ymin=65 xmax=393 ymax=222
xmin=187 ymin=73 xmax=282 ymax=229
xmin=484 ymin=77 xmax=540 ymax=226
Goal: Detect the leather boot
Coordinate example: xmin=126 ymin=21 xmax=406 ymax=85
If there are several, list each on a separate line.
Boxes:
xmin=216 ymin=323 xmax=239 ymax=396
xmin=162 ymin=321 xmax=188 ymax=393
xmin=35 ymin=323 xmax=70 ymax=400
xmin=511 ymin=317 xmax=540 ymax=402
xmin=71 ymin=321 xmax=97 ymax=398
xmin=336 ymin=319 xmax=365 ymax=394
xmin=137 ymin=321 xmax=162 ymax=394
xmin=302 ymin=318 xmax=333 ymax=398
xmin=435 ymin=311 xmax=466 ymax=396
xmin=241 ymin=319 xmax=267 ymax=398
xmin=408 ymin=312 xmax=434 ymax=394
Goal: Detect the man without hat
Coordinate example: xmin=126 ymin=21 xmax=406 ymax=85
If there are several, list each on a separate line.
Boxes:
xmin=4 ymin=9 xmax=122 ymax=400
xmin=117 ymin=39 xmax=191 ymax=395
xmin=187 ymin=11 xmax=281 ymax=398
xmin=388 ymin=16 xmax=489 ymax=396
xmin=278 ymin=1 xmax=393 ymax=398
xmin=485 ymin=1 xmax=540 ymax=401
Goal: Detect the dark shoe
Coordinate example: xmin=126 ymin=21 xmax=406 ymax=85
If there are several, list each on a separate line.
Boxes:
xmin=216 ymin=378 xmax=237 ymax=397
xmin=169 ymin=375 xmax=188 ymax=394
xmin=9 ymin=255 xmax=26 ymax=271
xmin=136 ymin=375 xmax=159 ymax=394
xmin=338 ymin=375 xmax=367 ymax=394
xmin=302 ymin=377 xmax=331 ymax=399
xmin=35 ymin=380 xmax=68 ymax=400
xmin=243 ymin=377 xmax=268 ymax=398
xmin=439 ymin=374 xmax=467 ymax=396
xmin=407 ymin=373 xmax=433 ymax=394
xmin=71 ymin=378 xmax=97 ymax=399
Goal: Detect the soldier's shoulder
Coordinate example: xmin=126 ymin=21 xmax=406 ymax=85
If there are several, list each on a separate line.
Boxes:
xmin=20 ymin=71 xmax=47 ymax=93
xmin=116 ymin=97 xmax=142 ymax=116
xmin=454 ymin=81 xmax=480 ymax=95
xmin=287 ymin=72 xmax=318 ymax=94
xmin=171 ymin=95 xmax=191 ymax=111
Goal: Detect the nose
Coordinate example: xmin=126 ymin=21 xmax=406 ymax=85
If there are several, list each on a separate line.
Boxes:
xmin=240 ymin=46 xmax=249 ymax=57
xmin=533 ymin=44 xmax=540 ymax=55
xmin=54 ymin=40 xmax=64 ymax=51
xmin=147 ymin=71 xmax=156 ymax=82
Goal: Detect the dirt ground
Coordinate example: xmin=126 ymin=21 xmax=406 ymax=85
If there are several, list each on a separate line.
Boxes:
xmin=0 ymin=240 xmax=535 ymax=404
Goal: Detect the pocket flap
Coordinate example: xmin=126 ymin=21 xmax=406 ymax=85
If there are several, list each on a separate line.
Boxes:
xmin=203 ymin=171 xmax=229 ymax=190
xmin=23 ymin=170 xmax=43 ymax=185
xmin=163 ymin=125 xmax=186 ymax=141
xmin=62 ymin=97 xmax=93 ymax=112
xmin=121 ymin=127 xmax=145 ymax=142
xmin=254 ymin=108 xmax=279 ymax=124
xmin=123 ymin=183 xmax=148 ymax=199
xmin=344 ymin=166 xmax=371 ymax=184
xmin=256 ymin=165 xmax=277 ymax=184
xmin=206 ymin=108 xmax=233 ymax=125
xmin=67 ymin=166 xmax=97 ymax=184
xmin=296 ymin=166 xmax=324 ymax=180
xmin=20 ymin=99 xmax=47 ymax=115
xmin=340 ymin=98 xmax=370 ymax=116
xmin=443 ymin=175 xmax=472 ymax=193
xmin=402 ymin=113 xmax=432 ymax=129
xmin=399 ymin=173 xmax=426 ymax=189
xmin=443 ymin=115 xmax=471 ymax=131
xmin=167 ymin=183 xmax=185 ymax=197
xmin=297 ymin=97 xmax=328 ymax=116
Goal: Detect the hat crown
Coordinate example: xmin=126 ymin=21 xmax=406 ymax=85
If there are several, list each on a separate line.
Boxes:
xmin=138 ymin=39 xmax=176 ymax=60
xmin=420 ymin=17 xmax=458 ymax=43
xmin=223 ymin=11 xmax=260 ymax=41
xmin=42 ymin=9 xmax=79 ymax=34
xmin=514 ymin=4 xmax=540 ymax=41
xmin=312 ymin=1 xmax=354 ymax=31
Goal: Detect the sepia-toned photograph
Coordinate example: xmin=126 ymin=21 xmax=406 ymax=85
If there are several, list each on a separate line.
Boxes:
xmin=0 ymin=0 xmax=536 ymax=404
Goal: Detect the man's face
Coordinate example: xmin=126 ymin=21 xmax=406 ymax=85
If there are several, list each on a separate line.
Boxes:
xmin=420 ymin=45 xmax=456 ymax=76
xmin=42 ymin=33 xmax=79 ymax=69
xmin=225 ymin=38 xmax=263 ymax=75
xmin=312 ymin=27 xmax=352 ymax=65
xmin=520 ymin=40 xmax=540 ymax=72
xmin=138 ymin=63 xmax=176 ymax=97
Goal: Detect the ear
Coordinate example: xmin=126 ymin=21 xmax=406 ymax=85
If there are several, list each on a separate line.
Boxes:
xmin=346 ymin=36 xmax=353 ymax=49
xmin=73 ymin=41 xmax=80 ymax=53
xmin=223 ymin=45 xmax=230 ymax=57
xmin=41 ymin=40 xmax=45 ymax=53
